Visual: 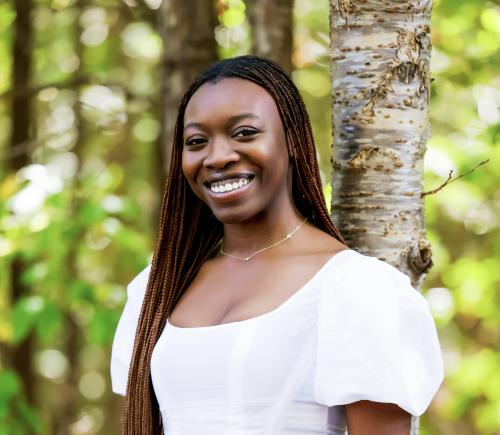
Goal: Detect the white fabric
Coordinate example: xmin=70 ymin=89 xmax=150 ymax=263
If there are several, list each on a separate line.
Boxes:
xmin=110 ymin=249 xmax=444 ymax=434
xmin=110 ymin=263 xmax=152 ymax=396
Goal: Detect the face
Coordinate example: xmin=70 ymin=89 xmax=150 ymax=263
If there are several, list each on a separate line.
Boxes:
xmin=181 ymin=78 xmax=293 ymax=224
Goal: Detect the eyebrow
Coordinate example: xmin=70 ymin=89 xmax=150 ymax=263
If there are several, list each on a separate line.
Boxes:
xmin=184 ymin=113 xmax=260 ymax=131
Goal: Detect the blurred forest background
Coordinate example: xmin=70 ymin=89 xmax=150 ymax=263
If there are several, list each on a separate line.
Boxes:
xmin=0 ymin=0 xmax=498 ymax=434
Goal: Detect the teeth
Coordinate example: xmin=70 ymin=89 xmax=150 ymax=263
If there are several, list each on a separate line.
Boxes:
xmin=210 ymin=177 xmax=250 ymax=193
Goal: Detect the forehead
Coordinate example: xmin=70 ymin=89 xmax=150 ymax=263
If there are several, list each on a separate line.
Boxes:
xmin=184 ymin=78 xmax=280 ymax=125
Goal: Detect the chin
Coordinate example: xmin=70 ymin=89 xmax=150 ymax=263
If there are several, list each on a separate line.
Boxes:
xmin=210 ymin=206 xmax=260 ymax=225
xmin=211 ymin=212 xmax=248 ymax=225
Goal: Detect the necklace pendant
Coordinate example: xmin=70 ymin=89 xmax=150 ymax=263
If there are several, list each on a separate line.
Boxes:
xmin=220 ymin=217 xmax=307 ymax=262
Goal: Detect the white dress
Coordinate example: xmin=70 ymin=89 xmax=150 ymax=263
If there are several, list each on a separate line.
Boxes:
xmin=110 ymin=249 xmax=444 ymax=434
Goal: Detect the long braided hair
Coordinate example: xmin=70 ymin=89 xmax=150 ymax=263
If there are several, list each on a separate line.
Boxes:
xmin=121 ymin=55 xmax=346 ymax=434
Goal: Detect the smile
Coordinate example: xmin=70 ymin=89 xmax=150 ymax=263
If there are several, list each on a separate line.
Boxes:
xmin=210 ymin=177 xmax=251 ymax=193
xmin=204 ymin=175 xmax=255 ymax=201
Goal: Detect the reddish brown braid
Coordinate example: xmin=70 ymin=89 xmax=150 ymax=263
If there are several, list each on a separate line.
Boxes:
xmin=120 ymin=55 xmax=346 ymax=434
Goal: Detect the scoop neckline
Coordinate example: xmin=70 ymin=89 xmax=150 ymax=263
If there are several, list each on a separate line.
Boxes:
xmin=166 ymin=248 xmax=356 ymax=331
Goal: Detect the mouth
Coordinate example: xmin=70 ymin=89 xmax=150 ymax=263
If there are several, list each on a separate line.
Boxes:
xmin=203 ymin=175 xmax=255 ymax=201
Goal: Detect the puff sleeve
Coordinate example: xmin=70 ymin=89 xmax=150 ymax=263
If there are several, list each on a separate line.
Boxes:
xmin=110 ymin=264 xmax=151 ymax=396
xmin=313 ymin=253 xmax=444 ymax=416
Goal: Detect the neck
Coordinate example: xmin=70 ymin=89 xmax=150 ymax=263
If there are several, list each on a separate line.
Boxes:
xmin=220 ymin=204 xmax=306 ymax=258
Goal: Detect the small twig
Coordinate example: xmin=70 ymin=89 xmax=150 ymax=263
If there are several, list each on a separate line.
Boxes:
xmin=421 ymin=159 xmax=490 ymax=197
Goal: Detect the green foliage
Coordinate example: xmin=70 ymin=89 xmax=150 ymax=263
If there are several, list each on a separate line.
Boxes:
xmin=0 ymin=0 xmax=497 ymax=434
xmin=216 ymin=0 xmax=251 ymax=58
xmin=0 ymin=370 xmax=42 ymax=434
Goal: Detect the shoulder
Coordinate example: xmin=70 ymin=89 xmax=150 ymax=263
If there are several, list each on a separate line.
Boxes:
xmin=110 ymin=263 xmax=152 ymax=396
xmin=330 ymin=248 xmax=404 ymax=278
xmin=126 ymin=263 xmax=152 ymax=307
xmin=314 ymin=250 xmax=444 ymax=416
xmin=323 ymin=249 xmax=429 ymax=309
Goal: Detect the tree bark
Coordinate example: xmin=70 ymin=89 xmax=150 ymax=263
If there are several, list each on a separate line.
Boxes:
xmin=158 ymin=0 xmax=219 ymax=178
xmin=10 ymin=0 xmax=35 ymax=404
xmin=329 ymin=1 xmax=433 ymax=433
xmin=247 ymin=0 xmax=294 ymax=75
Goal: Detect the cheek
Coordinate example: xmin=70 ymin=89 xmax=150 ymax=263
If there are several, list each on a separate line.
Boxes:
xmin=260 ymin=141 xmax=289 ymax=179
xmin=181 ymin=151 xmax=207 ymax=199
xmin=181 ymin=150 xmax=197 ymax=180
xmin=181 ymin=156 xmax=197 ymax=191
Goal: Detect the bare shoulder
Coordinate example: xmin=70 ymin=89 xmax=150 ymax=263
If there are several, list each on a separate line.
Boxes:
xmin=297 ymin=222 xmax=348 ymax=258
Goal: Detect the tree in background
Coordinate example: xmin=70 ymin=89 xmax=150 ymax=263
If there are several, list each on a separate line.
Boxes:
xmin=329 ymin=1 xmax=434 ymax=433
xmin=0 ymin=0 xmax=498 ymax=434
xmin=4 ymin=0 xmax=42 ymax=432
xmin=158 ymin=0 xmax=219 ymax=177
xmin=247 ymin=0 xmax=294 ymax=74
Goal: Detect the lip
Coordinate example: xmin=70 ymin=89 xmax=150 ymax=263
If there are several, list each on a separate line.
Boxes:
xmin=204 ymin=176 xmax=255 ymax=203
xmin=203 ymin=172 xmax=254 ymax=186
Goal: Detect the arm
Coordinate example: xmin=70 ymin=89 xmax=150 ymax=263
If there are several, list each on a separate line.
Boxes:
xmin=345 ymin=400 xmax=411 ymax=435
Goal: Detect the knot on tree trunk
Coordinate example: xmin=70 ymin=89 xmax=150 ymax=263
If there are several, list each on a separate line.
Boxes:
xmin=346 ymin=145 xmax=403 ymax=171
xmin=408 ymin=237 xmax=433 ymax=275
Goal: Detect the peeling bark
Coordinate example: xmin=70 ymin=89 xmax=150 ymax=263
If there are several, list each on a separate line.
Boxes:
xmin=247 ymin=0 xmax=294 ymax=75
xmin=329 ymin=3 xmax=434 ymax=430
xmin=158 ymin=0 xmax=219 ymax=177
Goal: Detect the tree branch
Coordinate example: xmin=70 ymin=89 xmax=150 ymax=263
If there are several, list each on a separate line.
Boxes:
xmin=421 ymin=159 xmax=490 ymax=197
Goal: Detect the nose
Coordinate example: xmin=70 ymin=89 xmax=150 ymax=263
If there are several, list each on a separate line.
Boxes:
xmin=203 ymin=136 xmax=240 ymax=169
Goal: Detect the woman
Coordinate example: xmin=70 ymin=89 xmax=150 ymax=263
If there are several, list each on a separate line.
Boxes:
xmin=111 ymin=55 xmax=444 ymax=434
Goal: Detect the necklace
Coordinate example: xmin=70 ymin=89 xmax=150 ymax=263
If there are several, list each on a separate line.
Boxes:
xmin=219 ymin=217 xmax=308 ymax=261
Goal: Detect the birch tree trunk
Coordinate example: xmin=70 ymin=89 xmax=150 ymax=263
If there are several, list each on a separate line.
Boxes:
xmin=158 ymin=0 xmax=219 ymax=176
xmin=247 ymin=0 xmax=294 ymax=75
xmin=329 ymin=1 xmax=434 ymax=433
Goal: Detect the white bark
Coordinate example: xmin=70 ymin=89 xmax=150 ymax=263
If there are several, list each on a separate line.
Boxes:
xmin=330 ymin=0 xmax=433 ymax=282
xmin=329 ymin=2 xmax=434 ymax=433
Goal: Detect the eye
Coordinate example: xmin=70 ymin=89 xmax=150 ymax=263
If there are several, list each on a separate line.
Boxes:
xmin=233 ymin=127 xmax=259 ymax=138
xmin=185 ymin=136 xmax=207 ymax=146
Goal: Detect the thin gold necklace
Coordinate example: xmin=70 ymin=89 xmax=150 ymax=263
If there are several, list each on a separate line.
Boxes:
xmin=219 ymin=217 xmax=308 ymax=261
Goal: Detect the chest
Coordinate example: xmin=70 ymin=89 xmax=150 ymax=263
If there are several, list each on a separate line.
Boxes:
xmin=151 ymin=281 xmax=319 ymax=407
xmin=169 ymin=255 xmax=335 ymax=328
xmin=147 ymin=257 xmax=350 ymax=434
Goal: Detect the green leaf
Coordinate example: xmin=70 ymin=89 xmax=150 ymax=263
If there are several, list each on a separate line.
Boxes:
xmin=0 ymin=370 xmax=21 ymax=402
xmin=11 ymin=297 xmax=44 ymax=344
xmin=15 ymin=401 xmax=42 ymax=434
xmin=68 ymin=279 xmax=94 ymax=304
xmin=88 ymin=307 xmax=120 ymax=345
xmin=36 ymin=300 xmax=63 ymax=342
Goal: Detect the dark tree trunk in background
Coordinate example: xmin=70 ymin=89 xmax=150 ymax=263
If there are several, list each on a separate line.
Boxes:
xmin=10 ymin=0 xmax=32 ymax=171
xmin=10 ymin=0 xmax=35 ymax=404
xmin=329 ymin=1 xmax=434 ymax=433
xmin=55 ymin=1 xmax=85 ymax=431
xmin=158 ymin=0 xmax=219 ymax=179
xmin=247 ymin=0 xmax=294 ymax=75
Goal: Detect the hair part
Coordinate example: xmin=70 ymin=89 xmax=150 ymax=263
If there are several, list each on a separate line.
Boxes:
xmin=121 ymin=55 xmax=346 ymax=434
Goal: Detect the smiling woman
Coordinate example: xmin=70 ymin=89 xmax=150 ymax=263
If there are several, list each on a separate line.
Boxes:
xmin=110 ymin=56 xmax=444 ymax=435
xmin=182 ymin=78 xmax=293 ymax=222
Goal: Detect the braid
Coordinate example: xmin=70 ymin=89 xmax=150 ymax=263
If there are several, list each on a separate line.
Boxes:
xmin=120 ymin=55 xmax=346 ymax=434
